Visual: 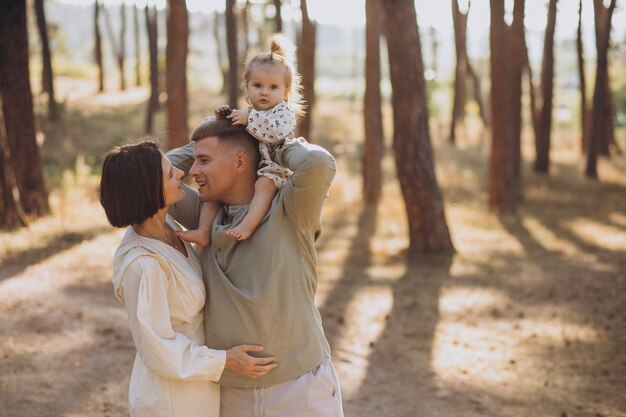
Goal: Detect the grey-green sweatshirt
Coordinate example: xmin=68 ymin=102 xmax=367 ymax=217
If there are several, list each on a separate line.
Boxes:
xmin=166 ymin=138 xmax=336 ymax=387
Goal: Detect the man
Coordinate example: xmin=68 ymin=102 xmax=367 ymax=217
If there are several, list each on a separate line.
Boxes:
xmin=166 ymin=116 xmax=343 ymax=417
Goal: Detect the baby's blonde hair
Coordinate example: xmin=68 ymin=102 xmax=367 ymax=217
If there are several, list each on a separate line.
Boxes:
xmin=242 ymin=33 xmax=305 ymax=119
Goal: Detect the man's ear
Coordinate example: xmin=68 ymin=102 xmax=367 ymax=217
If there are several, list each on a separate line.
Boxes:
xmin=234 ymin=151 xmax=249 ymax=173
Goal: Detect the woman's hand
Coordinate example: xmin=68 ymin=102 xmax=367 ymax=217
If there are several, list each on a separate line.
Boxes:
xmin=225 ymin=345 xmax=278 ymax=379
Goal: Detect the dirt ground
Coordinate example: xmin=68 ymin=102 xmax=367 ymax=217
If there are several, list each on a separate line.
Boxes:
xmin=1 ymin=80 xmax=625 ymax=416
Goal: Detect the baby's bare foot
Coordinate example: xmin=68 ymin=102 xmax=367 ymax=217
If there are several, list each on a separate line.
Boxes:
xmin=176 ymin=229 xmax=211 ymax=247
xmin=226 ymin=223 xmax=255 ymax=241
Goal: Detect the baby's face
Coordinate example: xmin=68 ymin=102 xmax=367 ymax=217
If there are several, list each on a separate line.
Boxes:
xmin=246 ymin=63 xmax=289 ymax=111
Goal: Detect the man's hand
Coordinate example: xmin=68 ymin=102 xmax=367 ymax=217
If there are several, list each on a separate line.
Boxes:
xmin=228 ymin=107 xmax=250 ymax=126
xmin=225 ymin=345 xmax=278 ymax=379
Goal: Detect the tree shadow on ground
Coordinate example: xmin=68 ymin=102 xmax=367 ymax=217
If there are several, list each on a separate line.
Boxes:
xmin=0 ymin=225 xmax=112 ymax=281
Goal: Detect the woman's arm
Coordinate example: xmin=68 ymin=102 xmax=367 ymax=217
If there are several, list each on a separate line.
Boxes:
xmin=121 ymin=256 xmax=276 ymax=381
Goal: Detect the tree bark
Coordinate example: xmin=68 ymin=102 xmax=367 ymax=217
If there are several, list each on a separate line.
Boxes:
xmin=119 ymin=3 xmax=126 ymax=90
xmin=450 ymin=0 xmax=469 ymax=145
xmin=488 ymin=0 xmax=523 ymax=214
xmin=226 ymin=0 xmax=238 ymax=108
xmin=145 ymin=4 xmax=159 ymax=134
xmin=0 ymin=103 xmax=25 ymax=229
xmin=213 ymin=11 xmax=229 ymax=96
xmin=586 ymin=0 xmax=616 ymax=178
xmin=466 ymin=61 xmax=489 ymax=126
xmin=362 ymin=0 xmax=384 ymax=204
xmin=34 ymin=0 xmax=58 ymax=121
xmin=533 ymin=0 xmax=557 ymax=173
xmin=166 ymin=0 xmax=189 ymax=149
xmin=382 ymin=0 xmax=454 ymax=253
xmin=134 ymin=4 xmax=141 ymax=87
xmin=274 ymin=0 xmax=282 ymax=32
xmin=102 ymin=4 xmax=125 ymax=90
xmin=94 ymin=0 xmax=104 ymax=92
xmin=577 ymin=0 xmax=588 ymax=152
xmin=0 ymin=0 xmax=49 ymax=217
xmin=298 ymin=0 xmax=316 ymax=140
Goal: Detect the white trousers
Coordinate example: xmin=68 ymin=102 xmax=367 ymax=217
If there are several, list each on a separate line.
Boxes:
xmin=220 ymin=358 xmax=344 ymax=417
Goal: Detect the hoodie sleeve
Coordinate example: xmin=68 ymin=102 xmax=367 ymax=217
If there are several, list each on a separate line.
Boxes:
xmin=119 ymin=255 xmax=226 ymax=382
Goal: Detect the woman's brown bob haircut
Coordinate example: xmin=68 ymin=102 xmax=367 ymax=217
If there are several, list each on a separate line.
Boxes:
xmin=99 ymin=141 xmax=165 ymax=227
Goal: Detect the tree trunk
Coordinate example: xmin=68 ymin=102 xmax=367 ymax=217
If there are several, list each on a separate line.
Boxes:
xmin=166 ymin=0 xmax=189 ymax=149
xmin=145 ymin=4 xmax=159 ymax=134
xmin=466 ymin=61 xmax=489 ymax=126
xmin=274 ymin=0 xmax=282 ymax=32
xmin=488 ymin=0 xmax=523 ymax=215
xmin=577 ymin=0 xmax=588 ymax=152
xmin=450 ymin=0 xmax=469 ymax=145
xmin=533 ymin=0 xmax=557 ymax=173
xmin=134 ymin=4 xmax=141 ymax=86
xmin=362 ymin=0 xmax=384 ymax=205
xmin=214 ymin=11 xmax=229 ymax=96
xmin=102 ymin=4 xmax=125 ymax=90
xmin=298 ymin=0 xmax=316 ymax=140
xmin=0 ymin=0 xmax=49 ymax=217
xmin=119 ymin=3 xmax=126 ymax=90
xmin=226 ymin=0 xmax=238 ymax=108
xmin=382 ymin=0 xmax=454 ymax=253
xmin=94 ymin=0 xmax=104 ymax=92
xmin=34 ymin=0 xmax=58 ymax=121
xmin=0 ymin=103 xmax=25 ymax=229
xmin=586 ymin=0 xmax=616 ymax=179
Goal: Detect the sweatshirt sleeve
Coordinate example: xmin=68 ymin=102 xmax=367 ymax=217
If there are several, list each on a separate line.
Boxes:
xmin=246 ymin=103 xmax=296 ymax=145
xmin=165 ymin=141 xmax=195 ymax=175
xmin=120 ymin=256 xmax=226 ymax=382
xmin=273 ymin=138 xmax=336 ymax=230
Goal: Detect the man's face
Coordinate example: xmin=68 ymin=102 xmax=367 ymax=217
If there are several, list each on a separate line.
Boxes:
xmin=189 ymin=136 xmax=238 ymax=203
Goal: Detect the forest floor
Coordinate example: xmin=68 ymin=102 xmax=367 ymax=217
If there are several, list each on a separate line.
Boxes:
xmin=1 ymin=78 xmax=625 ymax=417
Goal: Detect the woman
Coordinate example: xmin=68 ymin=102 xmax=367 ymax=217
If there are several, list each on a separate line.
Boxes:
xmin=99 ymin=141 xmax=277 ymax=417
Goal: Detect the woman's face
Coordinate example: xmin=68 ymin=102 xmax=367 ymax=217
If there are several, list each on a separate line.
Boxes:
xmin=161 ymin=155 xmax=185 ymax=206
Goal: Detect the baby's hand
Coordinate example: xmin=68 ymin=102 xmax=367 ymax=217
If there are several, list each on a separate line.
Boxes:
xmin=228 ymin=108 xmax=250 ymax=126
xmin=215 ymin=105 xmax=232 ymax=119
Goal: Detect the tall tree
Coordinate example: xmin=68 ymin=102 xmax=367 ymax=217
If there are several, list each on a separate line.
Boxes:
xmin=382 ymin=0 xmax=454 ymax=253
xmin=488 ymin=0 xmax=524 ymax=214
xmin=0 ymin=103 xmax=25 ymax=229
xmin=362 ymin=0 xmax=384 ymax=204
xmin=119 ymin=3 xmax=127 ymax=90
xmin=94 ymin=0 xmax=104 ymax=92
xmin=214 ymin=11 xmax=229 ymax=95
xmin=450 ymin=0 xmax=469 ymax=145
xmin=273 ymin=0 xmax=282 ymax=32
xmin=133 ymin=4 xmax=141 ymax=86
xmin=586 ymin=0 xmax=616 ymax=178
xmin=34 ymin=0 xmax=58 ymax=121
xmin=145 ymin=3 xmax=159 ymax=133
xmin=226 ymin=0 xmax=238 ymax=108
xmin=533 ymin=0 xmax=558 ymax=173
xmin=298 ymin=0 xmax=316 ymax=139
xmin=576 ymin=0 xmax=589 ymax=152
xmin=166 ymin=0 xmax=189 ymax=149
xmin=0 ymin=0 xmax=49 ymax=217
xmin=102 ymin=2 xmax=126 ymax=90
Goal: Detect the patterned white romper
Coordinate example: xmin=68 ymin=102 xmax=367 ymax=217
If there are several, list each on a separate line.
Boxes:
xmin=246 ymin=102 xmax=295 ymax=188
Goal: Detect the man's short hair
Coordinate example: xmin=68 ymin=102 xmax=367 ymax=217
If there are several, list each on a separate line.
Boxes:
xmin=191 ymin=118 xmax=260 ymax=167
xmin=99 ymin=141 xmax=165 ymax=227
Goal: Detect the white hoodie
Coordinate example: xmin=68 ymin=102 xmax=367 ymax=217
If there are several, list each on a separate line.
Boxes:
xmin=112 ymin=215 xmax=225 ymax=417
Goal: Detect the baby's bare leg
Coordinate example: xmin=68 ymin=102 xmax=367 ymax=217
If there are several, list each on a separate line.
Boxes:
xmin=176 ymin=201 xmax=221 ymax=247
xmin=227 ymin=177 xmax=277 ymax=241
